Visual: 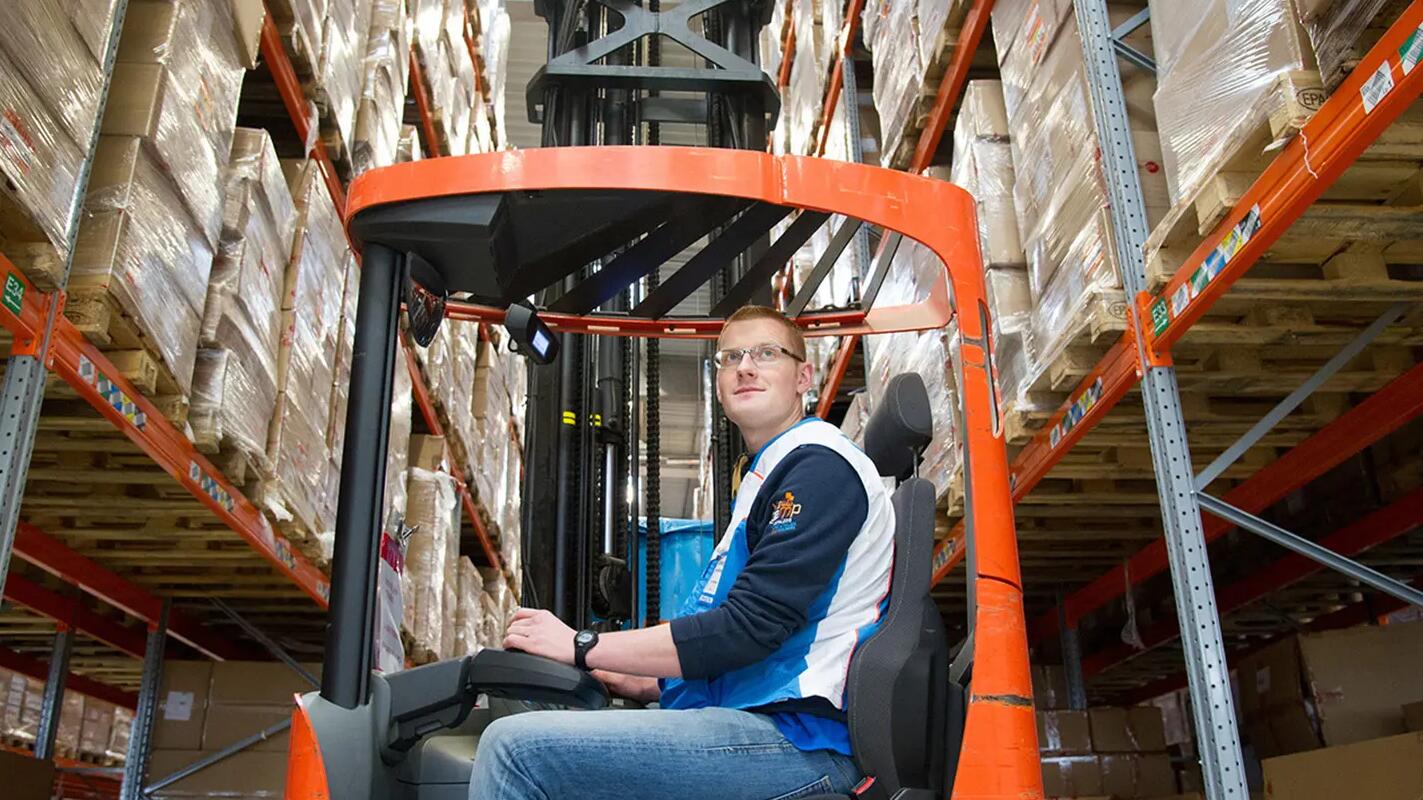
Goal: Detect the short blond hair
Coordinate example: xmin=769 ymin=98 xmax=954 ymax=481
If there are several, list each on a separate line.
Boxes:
xmin=720 ymin=305 xmax=806 ymax=359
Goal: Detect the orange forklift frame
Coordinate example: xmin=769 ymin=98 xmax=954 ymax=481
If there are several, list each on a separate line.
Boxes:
xmin=287 ymin=146 xmax=1041 ymax=799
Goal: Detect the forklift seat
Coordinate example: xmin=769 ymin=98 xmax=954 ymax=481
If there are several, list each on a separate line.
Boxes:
xmin=821 ymin=374 xmax=965 ymax=800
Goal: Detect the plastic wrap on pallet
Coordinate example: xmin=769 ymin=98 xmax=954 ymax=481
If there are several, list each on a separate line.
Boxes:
xmin=864 ymin=324 xmax=960 ymax=499
xmin=948 ymin=81 xmax=1024 ymax=272
xmin=79 ymin=699 xmax=115 ymax=759
xmin=191 ymin=343 xmax=273 ymax=463
xmin=402 ymin=466 xmax=458 ymax=660
xmin=76 ymin=136 xmax=214 ymax=395
xmin=0 ymin=45 xmax=85 ymax=278
xmin=265 ymin=160 xmax=348 ymax=535
xmin=1295 ymin=0 xmax=1402 ymax=91
xmin=383 ymin=348 xmax=414 ymax=532
xmin=107 ymin=706 xmax=133 ymax=762
xmin=444 ymin=32 xmax=477 ymax=157
xmin=1149 ymin=0 xmax=1316 ymax=205
xmin=326 ymin=256 xmax=359 ymax=463
xmin=486 ymin=9 xmax=512 ymax=145
xmin=441 ymin=501 xmax=459 ymax=659
xmin=54 ymin=691 xmax=83 ymax=757
xmin=839 ymin=392 xmax=872 ymax=445
xmin=353 ymin=0 xmax=411 ymax=176
xmin=318 ymin=0 xmax=374 ymax=157
xmin=868 ymin=0 xmax=923 ymax=165
xmin=446 ymin=321 xmax=481 ymax=464
xmin=109 ymin=0 xmax=246 ymax=248
xmin=1 ymin=673 xmax=42 ymax=745
xmin=60 ymin=0 xmax=124 ymax=64
xmin=990 ymin=0 xmax=1070 ymax=121
xmin=455 ymin=556 xmax=485 ymax=654
xmin=278 ymin=0 xmax=329 ymax=72
xmin=0 ymin=0 xmax=106 ymax=152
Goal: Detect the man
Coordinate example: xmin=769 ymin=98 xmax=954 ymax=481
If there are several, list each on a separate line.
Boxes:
xmin=471 ymin=305 xmax=894 ymax=800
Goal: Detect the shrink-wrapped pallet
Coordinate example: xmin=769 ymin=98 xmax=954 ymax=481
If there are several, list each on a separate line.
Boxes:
xmin=272 ymin=0 xmax=328 ymax=73
xmin=107 ymin=0 xmax=246 ymax=248
xmin=264 ymin=160 xmax=348 ymax=538
xmin=107 ymin=707 xmax=133 ymax=763
xmin=484 ymin=8 xmax=512 ymax=145
xmin=455 ymin=557 xmax=485 ymax=654
xmin=867 ymin=0 xmax=923 ymax=164
xmin=863 ymin=240 xmax=961 ymax=500
xmin=1 ymin=673 xmax=42 ymax=744
xmin=1148 ymin=0 xmax=1319 ymax=206
xmin=1294 ymin=0 xmax=1406 ymax=92
xmin=992 ymin=2 xmax=1167 ymax=407
xmin=192 ymin=129 xmax=296 ymax=467
xmin=441 ymin=502 xmax=460 ymax=659
xmin=352 ymin=0 xmax=411 ymax=175
xmin=403 ymin=466 xmax=458 ymax=661
xmin=0 ymin=1 xmax=119 ymax=286
xmin=79 ymin=698 xmax=116 ymax=760
xmin=319 ymin=0 xmax=374 ymax=156
xmin=74 ymin=136 xmax=213 ymax=396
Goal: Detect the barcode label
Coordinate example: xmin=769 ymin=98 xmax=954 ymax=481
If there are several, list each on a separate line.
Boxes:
xmin=1361 ymin=60 xmax=1396 ymax=113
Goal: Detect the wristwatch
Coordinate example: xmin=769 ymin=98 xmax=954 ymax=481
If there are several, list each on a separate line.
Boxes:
xmin=573 ymin=629 xmax=599 ymax=670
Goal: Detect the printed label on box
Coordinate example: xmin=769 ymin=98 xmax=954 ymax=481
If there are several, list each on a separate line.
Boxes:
xmin=163 ymin=691 xmax=194 ymax=721
xmin=0 ymin=109 xmax=35 ymax=180
xmin=1361 ymin=60 xmax=1396 ymax=113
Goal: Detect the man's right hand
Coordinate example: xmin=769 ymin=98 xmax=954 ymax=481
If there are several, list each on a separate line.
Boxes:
xmin=589 ymin=669 xmax=660 ymax=704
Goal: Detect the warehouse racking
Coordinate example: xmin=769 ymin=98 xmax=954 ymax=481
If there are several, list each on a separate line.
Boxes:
xmin=0 ymin=2 xmax=515 ymax=796
xmin=791 ymin=0 xmax=1423 ymax=797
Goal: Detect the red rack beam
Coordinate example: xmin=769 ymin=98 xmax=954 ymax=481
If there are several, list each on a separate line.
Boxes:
xmin=259 ymin=14 xmax=345 ymax=212
xmin=13 ymin=524 xmax=245 ymax=661
xmin=0 ymin=645 xmax=136 ymax=710
xmin=907 ymin=0 xmax=994 ymax=173
xmin=1083 ymin=486 xmax=1423 ymax=678
xmin=2 ymin=575 xmax=149 ymax=658
xmin=811 ymin=0 xmax=866 ymax=157
xmin=1030 ymin=360 xmax=1423 ymax=642
xmin=408 ymin=52 xmax=444 ymax=158
xmin=815 ymin=334 xmax=859 ymax=419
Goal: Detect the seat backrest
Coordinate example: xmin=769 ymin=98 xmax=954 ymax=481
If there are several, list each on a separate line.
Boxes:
xmin=850 ymin=374 xmax=957 ymax=799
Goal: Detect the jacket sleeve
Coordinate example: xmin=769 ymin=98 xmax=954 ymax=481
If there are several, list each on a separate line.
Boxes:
xmin=669 ymin=445 xmax=869 ymax=680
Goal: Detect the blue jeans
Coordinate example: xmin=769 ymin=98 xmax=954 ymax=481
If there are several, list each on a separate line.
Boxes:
xmin=468 ymin=706 xmax=862 ymax=800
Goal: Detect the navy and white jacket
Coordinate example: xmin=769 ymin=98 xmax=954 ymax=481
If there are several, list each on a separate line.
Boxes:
xmin=660 ymin=417 xmax=894 ymax=755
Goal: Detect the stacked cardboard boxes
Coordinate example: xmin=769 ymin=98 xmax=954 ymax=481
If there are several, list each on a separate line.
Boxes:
xmin=191 ymin=129 xmax=298 ymax=473
xmin=403 ymin=465 xmax=460 ymax=661
xmin=411 ymin=0 xmax=501 ymax=157
xmin=148 ymin=660 xmax=320 ymax=798
xmin=260 ymin=159 xmax=353 ymax=545
xmin=990 ymin=0 xmax=1169 ymax=415
xmin=861 ymin=0 xmax=971 ymax=165
xmin=455 ymin=555 xmax=486 ymax=655
xmin=352 ymin=0 xmax=413 ymax=175
xmin=0 ymin=668 xmax=132 ymax=763
xmin=1037 ymin=706 xmax=1178 ymax=798
xmin=0 ymin=1 xmax=120 ymax=287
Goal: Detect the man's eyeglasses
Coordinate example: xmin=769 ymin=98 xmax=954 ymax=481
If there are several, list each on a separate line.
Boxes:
xmin=712 ymin=344 xmax=806 ymax=370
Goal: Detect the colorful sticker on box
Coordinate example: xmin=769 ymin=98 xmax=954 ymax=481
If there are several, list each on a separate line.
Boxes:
xmin=3 ymin=273 xmax=24 ymax=316
xmin=1400 ymin=26 xmax=1423 ymax=75
xmin=1048 ymin=376 xmax=1104 ymax=449
xmin=1023 ymin=1 xmax=1051 ymax=66
xmin=1360 ymin=59 xmax=1396 ymax=113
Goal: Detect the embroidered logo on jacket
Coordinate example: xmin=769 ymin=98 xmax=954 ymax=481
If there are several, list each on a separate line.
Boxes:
xmin=769 ymin=491 xmax=802 ymax=531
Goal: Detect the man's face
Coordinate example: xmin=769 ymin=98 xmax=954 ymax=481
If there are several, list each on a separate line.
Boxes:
xmin=715 ymin=318 xmax=814 ymax=433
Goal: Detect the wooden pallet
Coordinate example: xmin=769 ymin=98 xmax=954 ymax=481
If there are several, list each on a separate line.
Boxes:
xmin=58 ymin=289 xmax=191 ymax=427
xmin=1144 ymin=76 xmax=1423 ymax=311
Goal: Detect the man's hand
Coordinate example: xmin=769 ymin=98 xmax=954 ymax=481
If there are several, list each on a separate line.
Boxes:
xmin=590 ymin=669 xmax=661 ymax=703
xmin=503 ymin=607 xmax=576 ymax=665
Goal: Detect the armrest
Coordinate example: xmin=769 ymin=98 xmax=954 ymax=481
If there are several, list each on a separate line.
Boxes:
xmin=381 ymin=650 xmax=608 ymax=758
xmin=467 ymin=649 xmax=610 ymax=710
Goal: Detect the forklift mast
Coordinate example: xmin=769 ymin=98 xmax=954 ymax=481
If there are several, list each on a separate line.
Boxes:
xmin=521 ymin=0 xmax=778 ymax=628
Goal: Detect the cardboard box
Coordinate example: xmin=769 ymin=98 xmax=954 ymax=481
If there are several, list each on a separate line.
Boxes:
xmin=1089 ymin=706 xmax=1169 ymax=753
xmin=409 ymin=434 xmax=448 ymax=472
xmin=228 ymin=0 xmax=265 ymax=68
xmin=1237 ymin=621 xmax=1423 ymax=758
xmin=1406 ymin=700 xmax=1423 ymax=733
xmin=1263 ymin=731 xmax=1423 ymax=800
xmin=152 ymin=661 xmax=213 ymax=750
xmin=1038 ymin=710 xmax=1093 ymax=754
xmin=1099 ymin=753 xmax=1176 ymax=798
xmin=0 ymin=748 xmax=56 ymax=800
xmin=1040 ymin=754 xmax=1102 ymax=797
xmin=146 ymin=748 xmax=288 ymax=797
xmin=209 ymin=661 xmax=321 ymax=706
xmin=1033 ymin=664 xmax=1070 ymax=710
xmin=202 ymin=703 xmax=292 ymax=753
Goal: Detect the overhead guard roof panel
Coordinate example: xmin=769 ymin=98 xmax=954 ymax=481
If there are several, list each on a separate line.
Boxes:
xmin=344 ymin=147 xmax=985 ymax=339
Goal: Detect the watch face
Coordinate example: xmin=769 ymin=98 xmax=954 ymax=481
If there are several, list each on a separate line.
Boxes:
xmin=576 ymin=631 xmax=596 ymax=647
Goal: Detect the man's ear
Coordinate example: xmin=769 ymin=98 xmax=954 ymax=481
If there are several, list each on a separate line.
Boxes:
xmin=796 ymin=360 xmax=814 ymax=396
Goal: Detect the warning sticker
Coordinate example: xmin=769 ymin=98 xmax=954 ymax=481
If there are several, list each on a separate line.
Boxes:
xmin=1361 ymin=59 xmax=1396 ymax=113
xmin=1400 ymin=26 xmax=1423 ymax=75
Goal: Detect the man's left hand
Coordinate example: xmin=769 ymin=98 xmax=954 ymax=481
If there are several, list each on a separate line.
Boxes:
xmin=503 ymin=607 xmax=576 ymax=665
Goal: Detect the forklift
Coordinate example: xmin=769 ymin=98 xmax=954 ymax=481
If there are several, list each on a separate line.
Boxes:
xmin=284 ymin=0 xmax=1040 ymax=796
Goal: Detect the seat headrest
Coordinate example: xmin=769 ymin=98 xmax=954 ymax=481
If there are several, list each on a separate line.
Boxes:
xmin=863 ymin=373 xmax=933 ymax=481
